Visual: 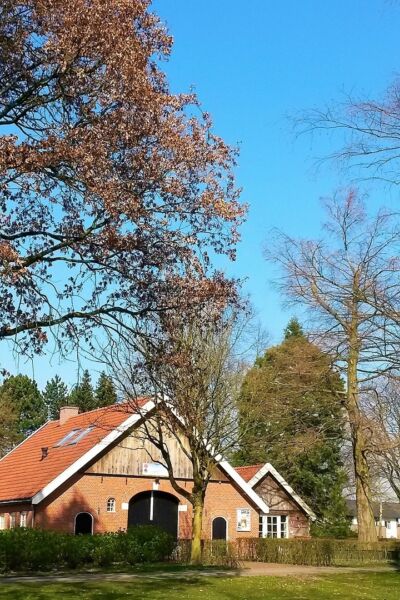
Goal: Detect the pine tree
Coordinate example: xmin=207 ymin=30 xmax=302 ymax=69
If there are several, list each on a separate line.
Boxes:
xmin=284 ymin=317 xmax=304 ymax=340
xmin=0 ymin=375 xmax=46 ymax=440
xmin=69 ymin=370 xmax=96 ymax=412
xmin=43 ymin=375 xmax=70 ymax=420
xmin=0 ymin=392 xmax=19 ymax=457
xmin=95 ymin=372 xmax=117 ymax=407
xmin=236 ymin=320 xmax=349 ymax=535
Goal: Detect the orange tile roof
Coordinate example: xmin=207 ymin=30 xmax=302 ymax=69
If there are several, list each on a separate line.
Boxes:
xmin=234 ymin=464 xmax=264 ymax=483
xmin=0 ymin=401 xmax=148 ymax=503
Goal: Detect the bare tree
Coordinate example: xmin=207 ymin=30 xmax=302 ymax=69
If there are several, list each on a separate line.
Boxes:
xmin=300 ymin=80 xmax=400 ymax=185
xmin=267 ymin=191 xmax=400 ymax=542
xmin=362 ymin=378 xmax=400 ymax=501
xmin=106 ymin=308 xmax=261 ymax=564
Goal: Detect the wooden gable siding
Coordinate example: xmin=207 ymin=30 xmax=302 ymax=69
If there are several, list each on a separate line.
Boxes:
xmin=254 ymin=474 xmax=304 ymax=514
xmin=86 ymin=422 xmax=228 ymax=482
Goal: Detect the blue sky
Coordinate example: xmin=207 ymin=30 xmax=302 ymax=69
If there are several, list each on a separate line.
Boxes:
xmin=5 ymin=0 xmax=400 ymax=388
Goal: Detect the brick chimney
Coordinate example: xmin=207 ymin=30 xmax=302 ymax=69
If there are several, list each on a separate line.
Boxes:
xmin=59 ymin=406 xmax=79 ymax=425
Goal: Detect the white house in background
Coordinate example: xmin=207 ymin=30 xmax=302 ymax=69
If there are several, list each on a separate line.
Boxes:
xmin=346 ymin=500 xmax=400 ymax=539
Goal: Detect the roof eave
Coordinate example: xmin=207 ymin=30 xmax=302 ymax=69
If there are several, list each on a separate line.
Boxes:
xmin=0 ymin=497 xmax=32 ymax=506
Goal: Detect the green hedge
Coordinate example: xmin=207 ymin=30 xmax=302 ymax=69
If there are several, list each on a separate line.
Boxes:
xmin=235 ymin=538 xmax=400 ymax=567
xmin=0 ymin=525 xmax=175 ymax=573
xmin=175 ymin=540 xmax=239 ymax=567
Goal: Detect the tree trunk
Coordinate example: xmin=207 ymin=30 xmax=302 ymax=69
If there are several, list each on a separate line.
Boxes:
xmin=353 ymin=433 xmax=376 ymax=542
xmin=347 ymin=294 xmax=377 ymax=543
xmin=190 ymin=490 xmax=204 ymax=565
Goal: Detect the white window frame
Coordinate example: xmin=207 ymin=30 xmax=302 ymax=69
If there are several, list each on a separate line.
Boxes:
xmin=20 ymin=512 xmax=27 ymax=527
xmin=0 ymin=514 xmax=5 ymax=530
xmin=9 ymin=513 xmax=16 ymax=529
xmin=106 ymin=498 xmax=116 ymax=513
xmin=262 ymin=515 xmax=288 ymax=539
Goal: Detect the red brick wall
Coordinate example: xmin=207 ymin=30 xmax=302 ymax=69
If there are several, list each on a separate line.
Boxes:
xmin=34 ymin=472 xmax=260 ymax=540
xmin=0 ymin=503 xmax=33 ymax=528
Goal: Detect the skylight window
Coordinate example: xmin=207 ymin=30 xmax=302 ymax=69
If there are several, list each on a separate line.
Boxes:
xmin=54 ymin=429 xmax=80 ymax=447
xmin=54 ymin=426 xmax=95 ymax=447
xmin=69 ymin=426 xmax=94 ymax=445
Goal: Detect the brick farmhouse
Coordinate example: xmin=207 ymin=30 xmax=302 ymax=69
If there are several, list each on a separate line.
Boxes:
xmin=0 ymin=400 xmax=315 ymax=540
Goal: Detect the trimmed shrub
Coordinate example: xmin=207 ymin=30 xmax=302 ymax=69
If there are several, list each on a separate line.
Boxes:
xmin=235 ymin=538 xmax=400 ymax=567
xmin=124 ymin=525 xmax=176 ymax=563
xmin=0 ymin=525 xmax=175 ymax=573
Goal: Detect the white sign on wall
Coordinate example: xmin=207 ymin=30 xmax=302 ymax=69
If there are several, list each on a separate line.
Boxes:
xmin=121 ymin=502 xmax=129 ymax=511
xmin=236 ymin=508 xmax=251 ymax=532
xmin=178 ymin=504 xmax=188 ymax=512
xmin=142 ymin=462 xmax=169 ymax=477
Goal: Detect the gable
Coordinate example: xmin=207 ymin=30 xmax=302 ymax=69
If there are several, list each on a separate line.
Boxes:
xmin=245 ymin=463 xmax=316 ymax=520
xmin=86 ymin=421 xmax=229 ymax=482
xmin=254 ymin=473 xmax=305 ymax=513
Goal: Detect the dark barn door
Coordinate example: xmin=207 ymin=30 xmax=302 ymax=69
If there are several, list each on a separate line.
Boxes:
xmin=128 ymin=491 xmax=152 ymax=527
xmin=128 ymin=491 xmax=179 ymax=538
xmin=75 ymin=512 xmax=93 ymax=535
xmin=212 ymin=517 xmax=227 ymax=540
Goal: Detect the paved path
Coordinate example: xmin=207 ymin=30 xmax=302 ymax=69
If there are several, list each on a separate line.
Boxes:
xmin=240 ymin=561 xmax=398 ymax=577
xmin=1 ymin=562 xmax=398 ymax=584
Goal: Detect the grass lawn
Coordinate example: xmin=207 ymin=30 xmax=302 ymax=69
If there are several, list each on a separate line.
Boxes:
xmin=0 ymin=572 xmax=398 ymax=600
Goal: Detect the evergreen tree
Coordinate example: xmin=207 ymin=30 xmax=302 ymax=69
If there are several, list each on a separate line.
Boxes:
xmin=0 ymin=375 xmax=46 ymax=440
xmin=284 ymin=317 xmax=304 ymax=340
xmin=95 ymin=372 xmax=117 ymax=407
xmin=236 ymin=321 xmax=349 ymax=535
xmin=43 ymin=375 xmax=70 ymax=420
xmin=0 ymin=393 xmax=19 ymax=457
xmin=69 ymin=370 xmax=96 ymax=412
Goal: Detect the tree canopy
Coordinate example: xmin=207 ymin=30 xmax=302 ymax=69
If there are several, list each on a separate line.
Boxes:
xmin=236 ymin=322 xmax=348 ymax=531
xmin=0 ymin=0 xmax=244 ymax=360
xmin=95 ymin=372 xmax=117 ymax=407
xmin=42 ymin=375 xmax=70 ymax=420
xmin=0 ymin=374 xmax=46 ymax=443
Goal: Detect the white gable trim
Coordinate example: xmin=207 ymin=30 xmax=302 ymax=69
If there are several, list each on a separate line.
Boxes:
xmin=247 ymin=463 xmax=316 ymax=520
xmin=31 ymin=398 xmax=269 ymax=514
xmin=32 ymin=400 xmax=156 ymax=505
xmin=219 ymin=460 xmax=269 ymax=514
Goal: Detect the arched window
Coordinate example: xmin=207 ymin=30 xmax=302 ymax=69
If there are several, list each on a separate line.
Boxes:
xmin=107 ymin=497 xmax=116 ymax=513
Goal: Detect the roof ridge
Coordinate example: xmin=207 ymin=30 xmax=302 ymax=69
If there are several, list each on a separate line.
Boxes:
xmin=57 ymin=398 xmax=149 ymax=421
xmin=235 ymin=463 xmax=265 ymax=469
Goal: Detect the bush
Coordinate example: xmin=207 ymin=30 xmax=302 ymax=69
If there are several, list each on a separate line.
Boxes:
xmin=60 ymin=533 xmax=96 ymax=569
xmin=124 ymin=525 xmax=176 ymax=563
xmin=235 ymin=538 xmax=400 ymax=567
xmin=0 ymin=528 xmax=62 ymax=572
xmin=0 ymin=525 xmax=176 ymax=573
